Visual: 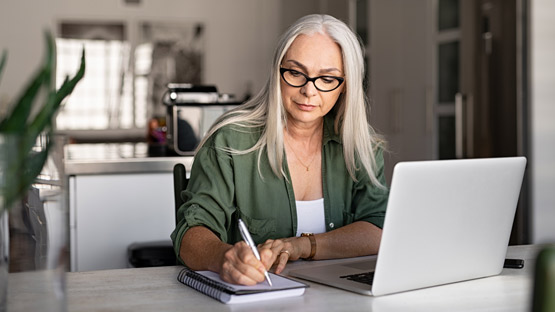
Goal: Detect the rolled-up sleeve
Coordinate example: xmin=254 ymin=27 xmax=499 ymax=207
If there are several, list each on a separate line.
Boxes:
xmin=170 ymin=135 xmax=236 ymax=262
xmin=352 ymin=148 xmax=389 ymax=229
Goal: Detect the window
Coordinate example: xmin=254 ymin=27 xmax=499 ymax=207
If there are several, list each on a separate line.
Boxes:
xmin=55 ymin=21 xmax=204 ymax=142
xmin=56 ymin=22 xmax=146 ymax=138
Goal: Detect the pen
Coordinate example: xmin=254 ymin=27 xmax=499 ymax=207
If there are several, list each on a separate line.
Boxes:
xmin=237 ymin=218 xmax=273 ymax=286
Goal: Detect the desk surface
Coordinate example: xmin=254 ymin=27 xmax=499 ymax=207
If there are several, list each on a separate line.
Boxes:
xmin=7 ymin=244 xmax=551 ymax=311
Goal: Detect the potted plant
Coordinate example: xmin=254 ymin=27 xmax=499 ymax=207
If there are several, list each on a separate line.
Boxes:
xmin=0 ymin=31 xmax=85 ymax=311
xmin=0 ymin=31 xmax=85 ymax=211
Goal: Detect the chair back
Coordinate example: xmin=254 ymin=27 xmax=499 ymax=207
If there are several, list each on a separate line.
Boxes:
xmin=173 ymin=163 xmax=188 ymax=225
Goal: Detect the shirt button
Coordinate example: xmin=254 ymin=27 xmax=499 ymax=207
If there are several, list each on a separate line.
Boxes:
xmin=329 ymin=222 xmax=334 ymax=228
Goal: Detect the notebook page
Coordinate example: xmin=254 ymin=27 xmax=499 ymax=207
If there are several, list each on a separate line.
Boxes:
xmin=196 ymin=270 xmax=306 ymax=293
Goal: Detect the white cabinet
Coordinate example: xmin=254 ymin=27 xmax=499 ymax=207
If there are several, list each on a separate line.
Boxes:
xmin=69 ymin=172 xmax=175 ymax=271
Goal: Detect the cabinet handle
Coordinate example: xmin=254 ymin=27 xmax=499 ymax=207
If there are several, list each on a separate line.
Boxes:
xmin=455 ymin=93 xmax=474 ymax=159
xmin=455 ymin=93 xmax=465 ymax=159
xmin=466 ymin=94 xmax=474 ymax=158
xmin=426 ymin=87 xmax=433 ymax=134
xmin=483 ymin=32 xmax=493 ymax=55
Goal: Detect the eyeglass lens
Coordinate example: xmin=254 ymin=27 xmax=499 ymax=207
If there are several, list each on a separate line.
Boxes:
xmin=281 ymin=69 xmax=342 ymax=92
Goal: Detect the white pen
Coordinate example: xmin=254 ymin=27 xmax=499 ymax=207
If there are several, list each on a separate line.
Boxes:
xmin=237 ymin=218 xmax=273 ymax=286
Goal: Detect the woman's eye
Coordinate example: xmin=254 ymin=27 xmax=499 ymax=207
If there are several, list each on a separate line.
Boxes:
xmin=290 ymin=70 xmax=303 ymax=77
xmin=321 ymin=77 xmax=336 ymax=84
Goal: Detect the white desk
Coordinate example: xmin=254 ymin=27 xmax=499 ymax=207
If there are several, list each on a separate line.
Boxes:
xmin=7 ymin=244 xmax=551 ymax=311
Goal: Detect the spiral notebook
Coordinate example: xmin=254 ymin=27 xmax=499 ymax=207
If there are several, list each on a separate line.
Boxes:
xmin=177 ymin=267 xmax=308 ymax=304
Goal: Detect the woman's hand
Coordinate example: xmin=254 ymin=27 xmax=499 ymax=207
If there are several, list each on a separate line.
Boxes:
xmin=182 ymin=227 xmax=275 ymax=286
xmin=218 ymin=241 xmax=271 ymax=285
xmin=219 ymin=236 xmax=309 ymax=284
xmin=257 ymin=237 xmax=309 ymax=274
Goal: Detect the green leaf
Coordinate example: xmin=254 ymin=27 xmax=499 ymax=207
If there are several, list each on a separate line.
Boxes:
xmin=0 ymin=31 xmax=85 ymax=213
xmin=21 ymin=90 xmax=56 ymax=155
xmin=3 ymin=145 xmax=50 ymax=209
xmin=27 ymin=48 xmax=85 ymax=148
xmin=0 ymin=68 xmax=48 ymax=132
xmin=43 ymin=31 xmax=55 ymax=89
xmin=56 ymin=47 xmax=86 ymax=101
xmin=0 ymin=50 xmax=6 ymax=84
xmin=0 ymin=33 xmax=54 ymax=132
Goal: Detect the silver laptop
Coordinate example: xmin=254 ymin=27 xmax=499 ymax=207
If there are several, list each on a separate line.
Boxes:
xmin=289 ymin=157 xmax=526 ymax=296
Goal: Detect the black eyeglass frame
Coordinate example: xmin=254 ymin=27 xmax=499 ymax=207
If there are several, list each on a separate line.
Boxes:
xmin=279 ymin=68 xmax=345 ymax=92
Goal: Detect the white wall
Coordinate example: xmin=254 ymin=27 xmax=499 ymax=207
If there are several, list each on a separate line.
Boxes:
xmin=0 ymin=0 xmax=281 ymax=105
xmin=531 ymin=0 xmax=555 ymax=243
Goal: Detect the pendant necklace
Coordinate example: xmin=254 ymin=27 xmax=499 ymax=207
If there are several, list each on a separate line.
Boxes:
xmin=285 ymin=136 xmax=317 ymax=172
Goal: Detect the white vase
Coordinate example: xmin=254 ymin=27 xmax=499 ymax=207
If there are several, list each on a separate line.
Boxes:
xmin=0 ymin=134 xmax=68 ymax=312
xmin=0 ymin=210 xmax=8 ymax=312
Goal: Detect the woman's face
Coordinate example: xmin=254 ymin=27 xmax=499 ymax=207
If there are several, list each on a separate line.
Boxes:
xmin=280 ymin=32 xmax=344 ymax=127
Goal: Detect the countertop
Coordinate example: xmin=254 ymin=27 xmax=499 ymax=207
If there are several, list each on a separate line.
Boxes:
xmin=64 ymin=143 xmax=194 ymax=175
xmin=8 ymin=244 xmax=550 ymax=312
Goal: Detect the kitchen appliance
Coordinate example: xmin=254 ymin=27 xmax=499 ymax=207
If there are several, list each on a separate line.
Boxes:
xmin=163 ymin=84 xmax=241 ymax=155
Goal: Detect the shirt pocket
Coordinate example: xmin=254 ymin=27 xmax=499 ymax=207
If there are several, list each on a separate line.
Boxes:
xmin=238 ymin=211 xmax=277 ymax=244
xmin=329 ymin=202 xmax=352 ymax=229
xmin=342 ymin=211 xmax=354 ymax=225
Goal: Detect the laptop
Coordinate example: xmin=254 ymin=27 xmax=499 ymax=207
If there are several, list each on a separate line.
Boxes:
xmin=289 ymin=157 xmax=527 ymax=296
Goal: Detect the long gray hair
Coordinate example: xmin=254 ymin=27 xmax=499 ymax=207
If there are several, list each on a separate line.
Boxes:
xmin=197 ymin=14 xmax=385 ymax=188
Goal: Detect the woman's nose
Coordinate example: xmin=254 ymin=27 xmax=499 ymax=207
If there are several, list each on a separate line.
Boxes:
xmin=300 ymin=81 xmax=318 ymax=97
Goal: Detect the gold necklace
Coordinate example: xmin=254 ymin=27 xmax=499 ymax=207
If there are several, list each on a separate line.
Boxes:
xmin=285 ymin=136 xmax=318 ymax=172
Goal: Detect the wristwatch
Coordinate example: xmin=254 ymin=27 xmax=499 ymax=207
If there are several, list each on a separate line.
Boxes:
xmin=301 ymin=233 xmax=316 ymax=260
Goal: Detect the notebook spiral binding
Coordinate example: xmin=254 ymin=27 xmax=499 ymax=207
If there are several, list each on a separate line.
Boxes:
xmin=177 ymin=268 xmax=234 ymax=301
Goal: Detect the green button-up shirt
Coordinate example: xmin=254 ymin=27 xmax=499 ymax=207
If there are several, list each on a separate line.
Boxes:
xmin=171 ymin=114 xmax=389 ymax=257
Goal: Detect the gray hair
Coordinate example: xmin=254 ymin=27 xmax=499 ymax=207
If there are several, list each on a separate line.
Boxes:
xmin=197 ymin=14 xmax=385 ymax=188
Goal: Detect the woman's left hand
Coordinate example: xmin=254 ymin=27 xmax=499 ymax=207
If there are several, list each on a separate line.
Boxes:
xmin=257 ymin=237 xmax=308 ymax=274
xmin=256 ymin=222 xmax=382 ymax=275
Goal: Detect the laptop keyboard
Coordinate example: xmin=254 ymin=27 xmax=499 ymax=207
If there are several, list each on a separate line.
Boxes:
xmin=340 ymin=271 xmax=375 ymax=285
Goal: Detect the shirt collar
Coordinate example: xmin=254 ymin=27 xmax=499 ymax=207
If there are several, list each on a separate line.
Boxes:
xmin=323 ymin=113 xmax=341 ymax=145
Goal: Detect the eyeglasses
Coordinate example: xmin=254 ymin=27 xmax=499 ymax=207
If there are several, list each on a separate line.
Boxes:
xmin=279 ymin=68 xmax=344 ymax=92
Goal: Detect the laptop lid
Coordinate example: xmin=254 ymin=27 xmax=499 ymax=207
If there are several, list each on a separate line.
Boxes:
xmin=289 ymin=157 xmax=527 ymax=296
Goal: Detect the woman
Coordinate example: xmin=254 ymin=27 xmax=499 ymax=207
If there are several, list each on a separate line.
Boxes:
xmin=171 ymin=14 xmax=389 ymax=285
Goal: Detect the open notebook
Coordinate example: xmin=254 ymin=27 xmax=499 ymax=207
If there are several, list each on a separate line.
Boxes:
xmin=177 ymin=267 xmax=308 ymax=304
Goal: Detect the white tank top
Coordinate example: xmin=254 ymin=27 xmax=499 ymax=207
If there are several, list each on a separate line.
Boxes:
xmin=295 ymin=198 xmax=326 ymax=237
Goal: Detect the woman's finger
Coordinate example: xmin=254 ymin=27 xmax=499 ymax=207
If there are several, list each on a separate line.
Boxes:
xmin=258 ymin=239 xmax=274 ymax=248
xmin=274 ymin=249 xmax=291 ymax=274
xmin=258 ymin=247 xmax=278 ymax=269
xmin=219 ymin=242 xmax=267 ymax=285
xmin=220 ymin=262 xmax=261 ymax=285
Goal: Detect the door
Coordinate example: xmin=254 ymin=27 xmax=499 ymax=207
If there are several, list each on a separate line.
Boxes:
xmin=370 ymin=0 xmax=528 ymax=244
xmin=441 ymin=0 xmax=519 ymax=160
xmin=434 ymin=0 xmax=527 ymax=244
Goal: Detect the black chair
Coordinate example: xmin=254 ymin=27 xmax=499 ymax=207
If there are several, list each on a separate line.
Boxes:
xmin=173 ymin=163 xmax=188 ymax=221
xmin=127 ymin=163 xmax=188 ymax=267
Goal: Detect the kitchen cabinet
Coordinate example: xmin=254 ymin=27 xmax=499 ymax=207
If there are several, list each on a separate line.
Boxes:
xmin=66 ymin=143 xmax=193 ymax=271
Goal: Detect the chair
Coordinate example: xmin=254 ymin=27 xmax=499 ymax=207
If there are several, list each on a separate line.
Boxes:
xmin=127 ymin=163 xmax=188 ymax=267
xmin=173 ymin=163 xmax=188 ymax=222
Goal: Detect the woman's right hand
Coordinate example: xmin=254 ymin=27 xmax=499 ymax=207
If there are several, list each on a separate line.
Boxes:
xmin=180 ymin=226 xmax=283 ymax=285
xmin=218 ymin=241 xmax=271 ymax=285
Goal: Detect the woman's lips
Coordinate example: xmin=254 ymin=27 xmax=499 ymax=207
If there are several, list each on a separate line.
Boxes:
xmin=295 ymin=102 xmax=316 ymax=111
